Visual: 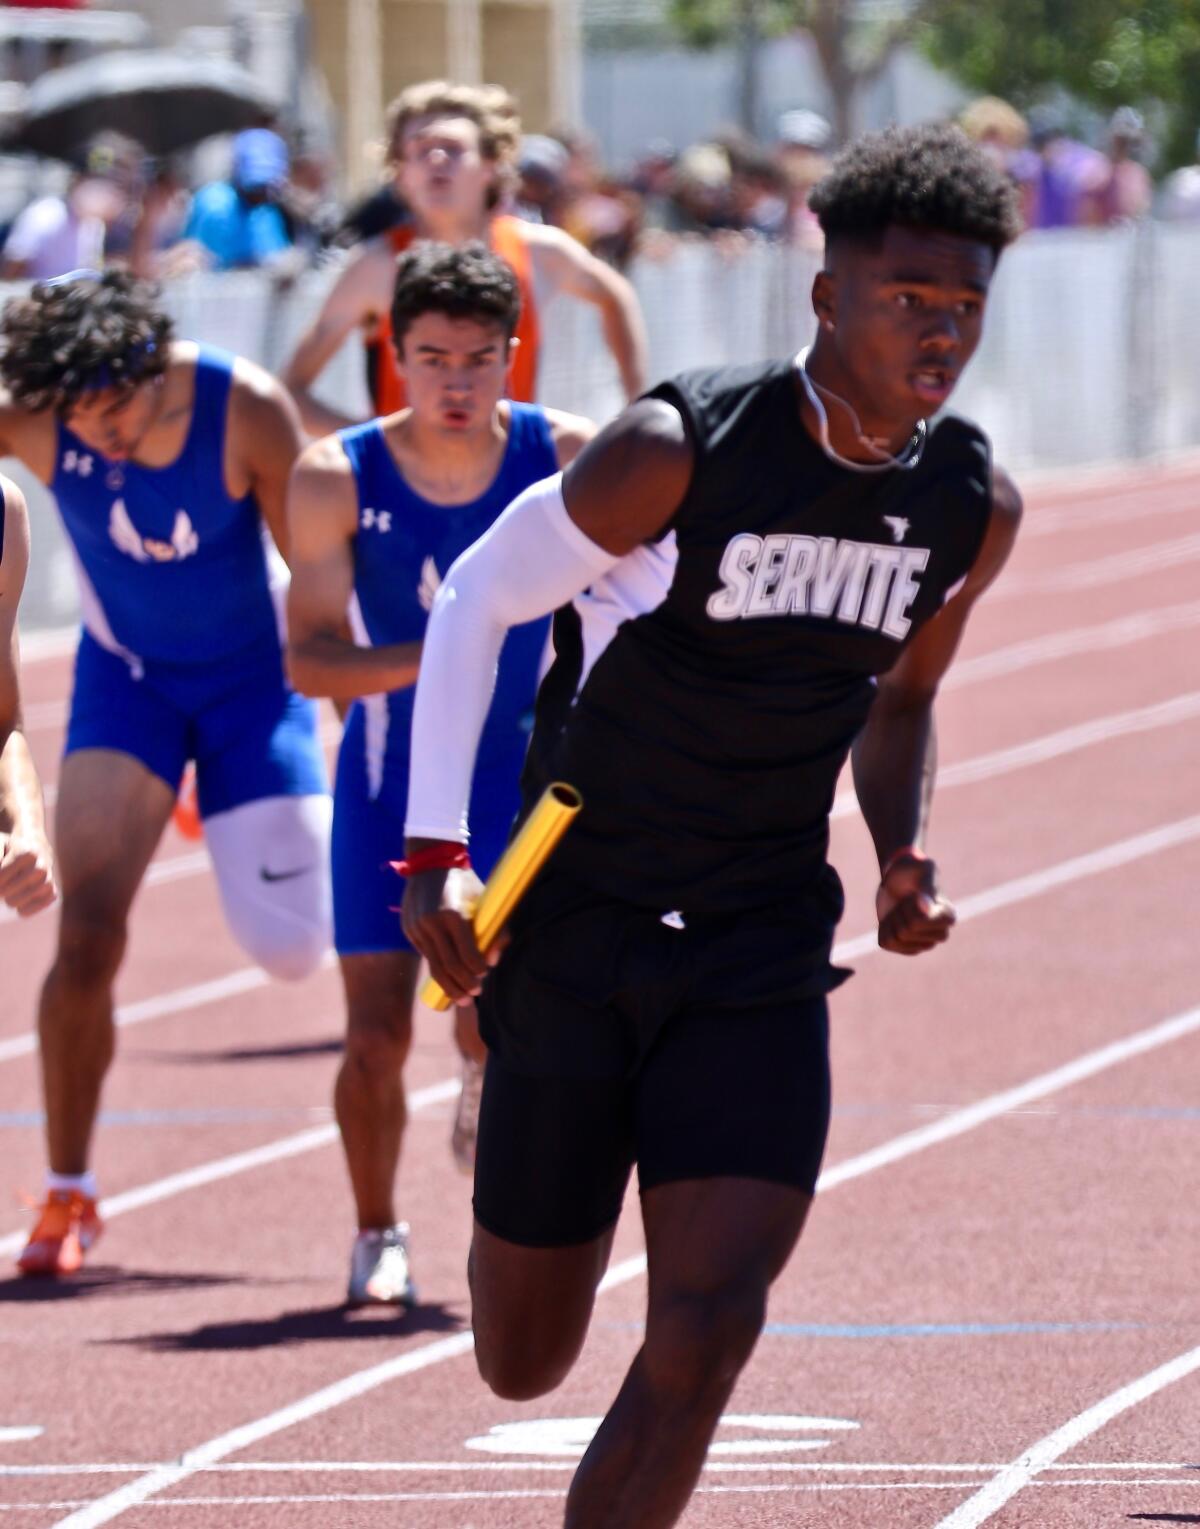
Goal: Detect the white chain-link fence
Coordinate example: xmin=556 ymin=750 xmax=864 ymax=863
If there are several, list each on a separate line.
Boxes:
xmin=11 ymin=219 xmax=1200 ymax=633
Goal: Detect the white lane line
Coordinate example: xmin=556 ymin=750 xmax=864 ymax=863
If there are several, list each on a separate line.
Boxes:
xmin=922 ymin=692 xmax=1200 ymax=788
xmin=831 ymin=692 xmax=1200 ymax=821
xmin=831 ymin=813 xmax=1200 ymax=964
xmin=820 ymin=1005 xmax=1200 ymax=1192
xmin=1024 ymin=482 xmax=1200 ymax=538
xmin=49 ymin=991 xmax=1200 ymax=1527
xmin=998 ymin=531 xmax=1200 ymax=598
xmin=0 ymin=962 xmax=315 ymax=1064
xmin=7 ymin=1459 xmax=1196 ymax=1478
xmin=27 ymin=1475 xmax=1200 ymax=1510
xmin=933 ymin=1343 xmax=1200 ymax=1527
xmin=0 ymin=1077 xmax=458 ymax=1262
xmin=0 ymin=850 xmax=211 ymax=928
xmin=943 ymin=600 xmax=1200 ymax=691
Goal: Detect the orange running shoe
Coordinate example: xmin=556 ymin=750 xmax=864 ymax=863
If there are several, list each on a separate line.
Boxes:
xmin=172 ymin=764 xmax=202 ymax=841
xmin=17 ymin=1190 xmax=103 ymax=1276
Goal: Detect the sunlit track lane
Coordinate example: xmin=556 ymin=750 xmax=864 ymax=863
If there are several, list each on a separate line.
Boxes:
xmin=15 ymin=828 xmax=1200 ymax=1529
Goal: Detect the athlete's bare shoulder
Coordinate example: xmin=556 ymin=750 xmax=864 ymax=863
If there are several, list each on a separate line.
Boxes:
xmin=329 ymin=235 xmax=402 ymax=324
xmin=520 ymin=221 xmax=614 ymax=289
xmin=295 ymin=430 xmax=354 ymax=478
xmin=227 ymin=350 xmax=288 ymax=403
xmin=518 ymin=220 xmax=588 ymax=261
xmin=227 ymin=353 xmax=304 ymax=445
xmin=288 ymin=432 xmax=358 ymax=543
xmin=563 ymin=397 xmax=693 ymax=555
xmin=541 ymin=406 xmax=597 ymax=470
xmin=0 ymin=389 xmax=56 ymax=483
xmin=0 ymin=473 xmax=29 ymax=582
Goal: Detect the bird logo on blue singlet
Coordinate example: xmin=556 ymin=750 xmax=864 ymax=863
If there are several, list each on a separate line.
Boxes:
xmin=108 ymin=499 xmax=199 ymax=563
xmin=418 ymin=556 xmax=441 ymax=614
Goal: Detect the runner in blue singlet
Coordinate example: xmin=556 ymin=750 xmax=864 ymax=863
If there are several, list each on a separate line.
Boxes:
xmin=0 ymin=271 xmax=332 ymax=1278
xmin=286 ymin=241 xmax=594 ymax=1305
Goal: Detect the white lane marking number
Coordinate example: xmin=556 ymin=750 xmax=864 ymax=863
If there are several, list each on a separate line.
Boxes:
xmin=466 ymin=1414 xmax=860 ymax=1458
xmin=0 ymin=1427 xmax=43 ymax=1443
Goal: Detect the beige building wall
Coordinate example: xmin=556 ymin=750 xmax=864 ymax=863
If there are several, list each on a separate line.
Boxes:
xmin=307 ymin=0 xmax=578 ymax=193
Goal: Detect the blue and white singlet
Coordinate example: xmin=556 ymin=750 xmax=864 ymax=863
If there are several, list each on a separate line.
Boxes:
xmin=339 ymin=402 xmax=558 ymax=801
xmin=54 ymin=345 xmax=284 ymax=671
xmin=330 ymin=401 xmax=559 ymax=955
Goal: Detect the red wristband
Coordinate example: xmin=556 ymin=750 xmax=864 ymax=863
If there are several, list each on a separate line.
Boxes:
xmin=880 ymin=844 xmax=928 ymax=882
xmin=390 ymin=844 xmax=471 ymax=877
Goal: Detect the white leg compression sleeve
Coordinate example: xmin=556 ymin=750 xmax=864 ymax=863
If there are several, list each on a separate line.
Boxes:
xmin=203 ymin=793 xmax=333 ymax=981
xmin=405 ymin=472 xmax=621 ymax=846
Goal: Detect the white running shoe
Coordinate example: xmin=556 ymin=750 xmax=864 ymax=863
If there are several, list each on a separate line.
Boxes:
xmin=451 ymin=1056 xmax=485 ymax=1176
xmin=347 ymin=1223 xmax=415 ymax=1306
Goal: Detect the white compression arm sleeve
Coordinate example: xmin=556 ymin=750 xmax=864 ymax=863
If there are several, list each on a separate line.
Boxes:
xmin=405 ymin=473 xmax=621 ymax=844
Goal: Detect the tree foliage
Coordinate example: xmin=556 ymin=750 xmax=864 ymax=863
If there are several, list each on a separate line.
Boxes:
xmin=668 ymin=0 xmax=1200 ymax=168
xmin=917 ymin=0 xmax=1200 ymax=168
xmin=669 ymin=0 xmax=940 ymax=142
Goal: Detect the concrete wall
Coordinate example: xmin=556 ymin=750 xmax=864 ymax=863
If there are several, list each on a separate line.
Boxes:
xmin=584 ymin=32 xmax=970 ymax=169
xmin=307 ymin=0 xmax=572 ymax=191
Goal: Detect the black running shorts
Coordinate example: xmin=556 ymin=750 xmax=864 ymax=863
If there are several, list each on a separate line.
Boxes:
xmin=473 ymin=872 xmax=839 ymax=1248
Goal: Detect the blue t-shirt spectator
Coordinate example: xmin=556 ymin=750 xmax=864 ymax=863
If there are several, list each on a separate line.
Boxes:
xmin=184 ymin=129 xmax=292 ymax=271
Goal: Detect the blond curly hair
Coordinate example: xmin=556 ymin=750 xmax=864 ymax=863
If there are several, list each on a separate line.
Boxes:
xmin=385 ymin=81 xmax=521 ymax=206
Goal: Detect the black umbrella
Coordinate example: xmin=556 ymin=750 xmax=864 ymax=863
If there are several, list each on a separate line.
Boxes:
xmin=2 ymin=49 xmax=282 ymax=160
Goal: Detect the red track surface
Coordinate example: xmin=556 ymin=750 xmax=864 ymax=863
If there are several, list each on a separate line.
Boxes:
xmin=2 ymin=460 xmax=1200 ymax=1528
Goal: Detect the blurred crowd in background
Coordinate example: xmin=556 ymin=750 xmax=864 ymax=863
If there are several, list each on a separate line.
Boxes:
xmin=2 ymin=86 xmax=1200 ymax=286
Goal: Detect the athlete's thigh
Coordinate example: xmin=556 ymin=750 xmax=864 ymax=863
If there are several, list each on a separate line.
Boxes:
xmin=473 ymin=1050 xmax=635 ymax=1252
xmin=54 ymin=749 xmax=175 ymax=917
xmin=470 ymin=1051 xmax=625 ymax=1376
xmin=64 ymin=631 xmax=191 ymax=805
xmin=192 ymin=651 xmax=328 ymax=822
xmin=202 ymin=792 xmax=332 ymax=979
xmin=339 ymin=949 xmax=421 ymax=1047
xmin=470 ymin=1216 xmax=616 ymax=1385
xmin=635 ymin=994 xmax=832 ymax=1203
xmin=193 ymin=654 xmax=332 ymax=974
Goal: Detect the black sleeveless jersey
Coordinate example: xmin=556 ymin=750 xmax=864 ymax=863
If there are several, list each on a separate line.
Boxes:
xmin=526 ymin=357 xmax=993 ymax=919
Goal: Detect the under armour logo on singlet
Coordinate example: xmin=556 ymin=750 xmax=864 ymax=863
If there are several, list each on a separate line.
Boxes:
xmin=361 ymin=507 xmax=392 ymax=533
xmin=707 ymin=531 xmax=930 ymax=640
xmin=108 ymin=499 xmax=199 ymax=564
xmin=62 ymin=449 xmax=94 ymax=477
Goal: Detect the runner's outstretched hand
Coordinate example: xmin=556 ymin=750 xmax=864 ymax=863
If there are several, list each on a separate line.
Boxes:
xmin=0 ymin=826 xmax=56 ymax=917
xmin=875 ymin=850 xmax=955 ymax=957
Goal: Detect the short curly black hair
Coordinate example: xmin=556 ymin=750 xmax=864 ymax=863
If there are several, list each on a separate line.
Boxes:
xmin=0 ymin=269 xmax=172 ymax=415
xmin=809 ymin=123 xmax=1021 ymax=254
xmin=390 ymin=241 xmax=521 ymax=353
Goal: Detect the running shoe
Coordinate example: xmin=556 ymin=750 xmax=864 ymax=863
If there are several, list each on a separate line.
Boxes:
xmin=17 ymin=1190 xmax=103 ymax=1276
xmin=347 ymin=1223 xmax=415 ymax=1306
xmin=451 ymin=1055 xmax=485 ymax=1176
xmin=172 ymin=764 xmax=202 ymax=841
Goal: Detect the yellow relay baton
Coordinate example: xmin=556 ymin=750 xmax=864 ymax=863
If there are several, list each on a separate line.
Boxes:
xmin=420 ymin=783 xmax=582 ymax=1012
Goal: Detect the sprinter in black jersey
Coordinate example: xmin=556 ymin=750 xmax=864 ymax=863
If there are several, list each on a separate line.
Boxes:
xmin=403 ymin=124 xmax=1024 ymax=1529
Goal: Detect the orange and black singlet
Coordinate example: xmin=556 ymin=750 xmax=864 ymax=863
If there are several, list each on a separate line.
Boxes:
xmin=365 ymin=215 xmax=541 ymax=414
